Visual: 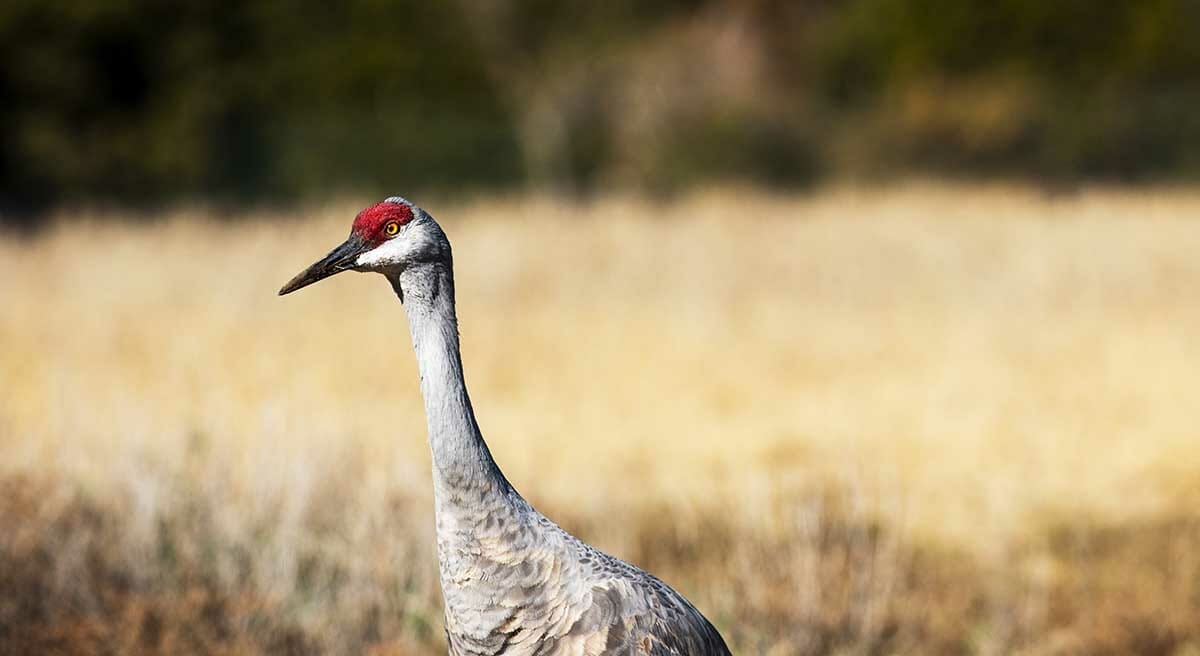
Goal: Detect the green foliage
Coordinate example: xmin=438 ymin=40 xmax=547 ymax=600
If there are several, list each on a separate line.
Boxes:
xmin=0 ymin=0 xmax=522 ymax=213
xmin=808 ymin=0 xmax=1200 ymax=178
xmin=2 ymin=0 xmax=1199 ymax=217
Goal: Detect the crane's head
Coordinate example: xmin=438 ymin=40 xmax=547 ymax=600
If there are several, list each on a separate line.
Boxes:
xmin=279 ymin=196 xmax=448 ymax=296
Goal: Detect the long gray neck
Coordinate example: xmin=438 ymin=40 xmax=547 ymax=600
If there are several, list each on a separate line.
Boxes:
xmin=395 ymin=260 xmax=514 ymax=509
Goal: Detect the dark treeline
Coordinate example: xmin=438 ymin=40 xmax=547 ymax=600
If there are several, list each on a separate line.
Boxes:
xmin=3 ymin=0 xmax=1199 ymax=220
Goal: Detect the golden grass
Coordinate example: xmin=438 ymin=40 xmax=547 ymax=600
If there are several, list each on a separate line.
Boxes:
xmin=2 ymin=184 xmax=1199 ymax=654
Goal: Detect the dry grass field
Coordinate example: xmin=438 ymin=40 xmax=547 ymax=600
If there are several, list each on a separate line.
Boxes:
xmin=2 ymin=184 xmax=1199 ymax=654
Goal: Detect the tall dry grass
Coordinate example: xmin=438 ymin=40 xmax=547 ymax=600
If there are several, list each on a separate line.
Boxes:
xmin=2 ymin=184 xmax=1199 ymax=654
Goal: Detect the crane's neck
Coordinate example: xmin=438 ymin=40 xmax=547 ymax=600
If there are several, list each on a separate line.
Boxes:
xmin=395 ymin=260 xmax=515 ymax=512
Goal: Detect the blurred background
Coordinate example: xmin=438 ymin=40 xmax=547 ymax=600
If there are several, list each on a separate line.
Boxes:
xmin=3 ymin=1 xmax=1200 ymax=654
xmin=5 ymin=0 xmax=1200 ymax=219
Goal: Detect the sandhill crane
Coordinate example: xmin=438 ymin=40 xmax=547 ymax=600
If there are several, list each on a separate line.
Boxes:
xmin=280 ymin=197 xmax=731 ymax=656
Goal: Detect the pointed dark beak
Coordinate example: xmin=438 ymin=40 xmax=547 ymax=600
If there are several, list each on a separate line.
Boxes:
xmin=279 ymin=234 xmax=369 ymax=295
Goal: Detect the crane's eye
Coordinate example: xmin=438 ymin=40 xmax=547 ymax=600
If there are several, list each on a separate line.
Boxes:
xmin=384 ymin=221 xmax=400 ymax=237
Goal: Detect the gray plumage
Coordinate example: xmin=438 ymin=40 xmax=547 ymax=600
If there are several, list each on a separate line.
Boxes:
xmin=282 ymin=197 xmax=731 ymax=656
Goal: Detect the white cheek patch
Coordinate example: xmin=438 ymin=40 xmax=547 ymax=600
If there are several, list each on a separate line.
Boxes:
xmin=356 ymin=238 xmax=405 ymax=268
xmin=356 ymin=247 xmax=387 ymax=267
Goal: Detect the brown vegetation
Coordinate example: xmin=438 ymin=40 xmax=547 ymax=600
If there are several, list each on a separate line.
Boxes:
xmin=2 ymin=185 xmax=1199 ymax=653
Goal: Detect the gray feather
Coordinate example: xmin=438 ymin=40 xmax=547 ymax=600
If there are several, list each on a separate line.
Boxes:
xmin=386 ymin=202 xmax=731 ymax=656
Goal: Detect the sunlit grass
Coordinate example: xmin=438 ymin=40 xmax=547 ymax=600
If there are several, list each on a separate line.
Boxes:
xmin=2 ymin=184 xmax=1199 ymax=653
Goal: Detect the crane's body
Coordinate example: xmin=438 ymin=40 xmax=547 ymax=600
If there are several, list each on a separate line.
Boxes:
xmin=281 ymin=197 xmax=730 ymax=656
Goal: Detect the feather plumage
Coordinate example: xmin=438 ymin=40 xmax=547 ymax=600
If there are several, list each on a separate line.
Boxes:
xmin=285 ymin=197 xmax=731 ymax=655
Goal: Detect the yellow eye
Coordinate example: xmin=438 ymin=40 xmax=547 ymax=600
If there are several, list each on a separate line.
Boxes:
xmin=384 ymin=221 xmax=400 ymax=237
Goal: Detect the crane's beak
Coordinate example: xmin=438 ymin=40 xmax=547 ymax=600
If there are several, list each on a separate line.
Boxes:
xmin=279 ymin=234 xmax=369 ymax=295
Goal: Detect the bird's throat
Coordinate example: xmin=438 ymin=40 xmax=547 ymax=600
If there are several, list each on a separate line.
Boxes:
xmin=396 ymin=262 xmax=513 ymax=511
